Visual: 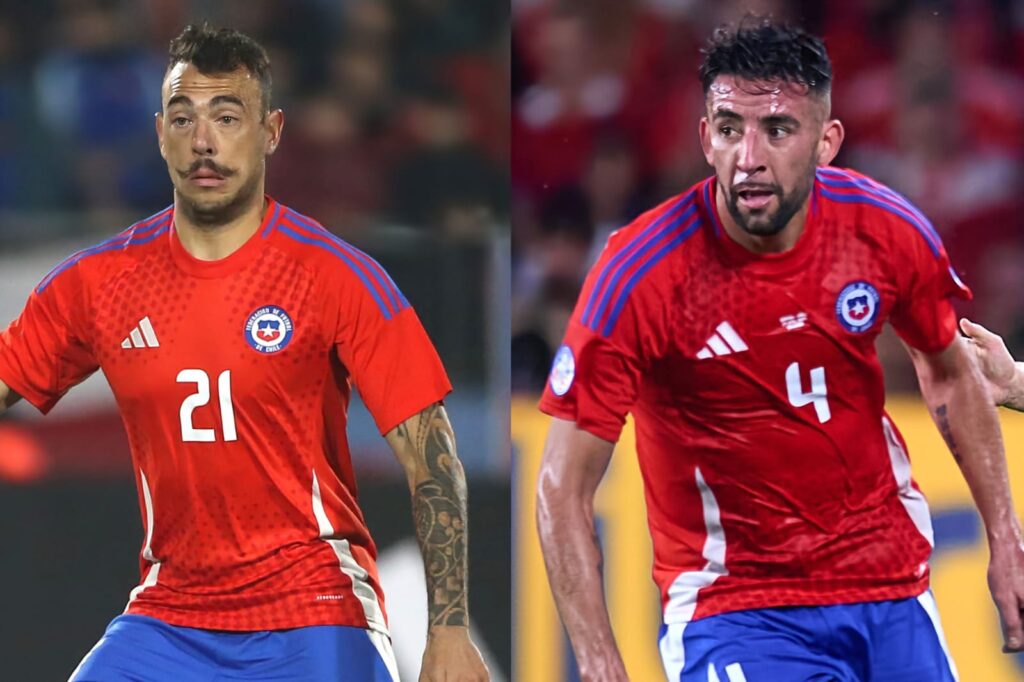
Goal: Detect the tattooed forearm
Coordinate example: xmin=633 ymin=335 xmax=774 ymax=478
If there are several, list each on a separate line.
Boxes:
xmin=934 ymin=404 xmax=963 ymax=465
xmin=396 ymin=404 xmax=469 ymax=627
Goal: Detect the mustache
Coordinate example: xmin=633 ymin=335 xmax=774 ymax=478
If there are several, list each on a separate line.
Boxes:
xmin=179 ymin=159 xmax=236 ymax=178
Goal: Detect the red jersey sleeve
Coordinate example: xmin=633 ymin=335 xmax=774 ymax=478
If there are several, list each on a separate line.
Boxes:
xmin=889 ymin=220 xmax=972 ymax=354
xmin=332 ymin=259 xmax=451 ymax=435
xmin=0 ymin=265 xmax=98 ymax=413
xmin=539 ymin=221 xmax=673 ymax=443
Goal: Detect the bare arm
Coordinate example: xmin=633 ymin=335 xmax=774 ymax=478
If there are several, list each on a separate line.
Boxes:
xmin=907 ymin=335 xmax=1024 ymax=651
xmin=385 ymin=402 xmax=488 ymax=681
xmin=960 ymin=318 xmax=1024 ymax=411
xmin=0 ymin=378 xmax=22 ymax=413
xmin=536 ymin=417 xmax=627 ymax=681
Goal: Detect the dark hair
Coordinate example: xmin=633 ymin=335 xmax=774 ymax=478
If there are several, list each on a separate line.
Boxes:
xmin=699 ymin=17 xmax=832 ymax=97
xmin=168 ymin=23 xmax=272 ymax=113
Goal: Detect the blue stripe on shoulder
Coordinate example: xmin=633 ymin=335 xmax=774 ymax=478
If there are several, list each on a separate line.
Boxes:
xmin=276 ymin=222 xmax=395 ymax=319
xmin=284 ymin=209 xmax=408 ymax=313
xmin=816 ymin=169 xmax=942 ymax=257
xmin=582 ymin=191 xmax=696 ymax=330
xmin=36 ymin=210 xmax=172 ymax=294
xmin=598 ymin=214 xmax=700 ymax=336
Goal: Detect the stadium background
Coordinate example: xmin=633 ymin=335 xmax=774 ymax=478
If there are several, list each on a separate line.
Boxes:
xmin=0 ymin=0 xmax=510 ymax=680
xmin=511 ymin=0 xmax=1024 ymax=680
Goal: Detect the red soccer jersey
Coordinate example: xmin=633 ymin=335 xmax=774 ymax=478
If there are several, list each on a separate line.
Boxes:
xmin=540 ymin=167 xmax=971 ymax=624
xmin=0 ymin=198 xmax=451 ymax=632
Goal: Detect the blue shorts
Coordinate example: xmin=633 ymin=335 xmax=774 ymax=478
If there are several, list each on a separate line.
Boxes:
xmin=659 ymin=592 xmax=957 ymax=681
xmin=69 ymin=614 xmax=398 ymax=682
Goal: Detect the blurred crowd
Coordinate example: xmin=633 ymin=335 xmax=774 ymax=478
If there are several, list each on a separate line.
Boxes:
xmin=510 ymin=0 xmax=1024 ymax=392
xmin=0 ymin=0 xmax=508 ymax=239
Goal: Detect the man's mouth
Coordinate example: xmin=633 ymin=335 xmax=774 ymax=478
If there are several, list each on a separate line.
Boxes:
xmin=735 ymin=186 xmax=775 ymax=210
xmin=188 ymin=167 xmax=227 ymax=188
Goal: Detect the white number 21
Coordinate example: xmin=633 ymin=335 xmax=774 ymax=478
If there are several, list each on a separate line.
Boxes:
xmin=785 ymin=362 xmax=831 ymax=423
xmin=177 ymin=369 xmax=237 ymax=442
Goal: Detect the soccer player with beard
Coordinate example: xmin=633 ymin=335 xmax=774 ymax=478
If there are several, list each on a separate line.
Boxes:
xmin=0 ymin=24 xmax=488 ymax=682
xmin=537 ymin=18 xmax=1024 ymax=681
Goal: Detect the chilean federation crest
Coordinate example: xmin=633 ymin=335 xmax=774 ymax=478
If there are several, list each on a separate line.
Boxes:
xmin=835 ymin=281 xmax=880 ymax=333
xmin=549 ymin=345 xmax=575 ymax=396
xmin=245 ymin=305 xmax=294 ymax=353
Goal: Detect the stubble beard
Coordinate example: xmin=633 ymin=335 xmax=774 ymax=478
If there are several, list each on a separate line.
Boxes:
xmin=176 ymin=168 xmax=263 ymax=229
xmin=724 ymin=158 xmax=817 ymax=238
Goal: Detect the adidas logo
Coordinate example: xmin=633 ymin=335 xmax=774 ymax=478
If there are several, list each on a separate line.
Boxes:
xmin=121 ymin=317 xmax=160 ymax=349
xmin=695 ymin=321 xmax=748 ymax=359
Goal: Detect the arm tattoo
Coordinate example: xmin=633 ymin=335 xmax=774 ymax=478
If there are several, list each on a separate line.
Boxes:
xmin=935 ymin=404 xmax=963 ymax=465
xmin=399 ymin=404 xmax=469 ymax=627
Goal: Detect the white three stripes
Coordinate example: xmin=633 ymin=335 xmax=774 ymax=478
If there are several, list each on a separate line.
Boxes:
xmin=121 ymin=316 xmax=159 ymax=349
xmin=696 ymin=321 xmax=748 ymax=359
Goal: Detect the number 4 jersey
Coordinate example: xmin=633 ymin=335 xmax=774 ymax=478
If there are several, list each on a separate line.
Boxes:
xmin=0 ymin=197 xmax=451 ymax=632
xmin=539 ymin=167 xmax=971 ymax=625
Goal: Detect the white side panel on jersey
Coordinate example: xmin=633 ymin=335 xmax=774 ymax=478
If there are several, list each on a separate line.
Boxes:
xmin=882 ymin=416 xmax=935 ymax=547
xmin=661 ymin=467 xmax=729 ymax=677
xmin=311 ymin=470 xmax=389 ymax=634
xmin=124 ymin=468 xmax=161 ymax=611
xmin=916 ymin=589 xmax=960 ymax=681
xmin=366 ymin=629 xmax=401 ymax=681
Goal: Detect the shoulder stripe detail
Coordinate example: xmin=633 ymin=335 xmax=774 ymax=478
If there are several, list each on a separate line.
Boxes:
xmin=701 ymin=180 xmax=723 ymax=236
xmin=282 ymin=209 xmax=409 ymax=315
xmin=582 ymin=190 xmax=697 ymax=331
xmin=277 ymin=216 xmax=406 ymax=320
xmin=599 ymin=214 xmax=700 ymax=336
xmin=284 ymin=209 xmax=408 ymax=314
xmin=817 ymin=167 xmax=940 ymax=245
xmin=816 ymin=168 xmax=942 ymax=257
xmin=36 ymin=207 xmax=173 ymax=294
xmin=261 ymin=201 xmax=283 ymax=238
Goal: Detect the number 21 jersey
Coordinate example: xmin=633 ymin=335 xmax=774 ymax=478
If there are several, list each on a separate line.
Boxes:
xmin=540 ymin=167 xmax=970 ymax=625
xmin=0 ymin=198 xmax=451 ymax=632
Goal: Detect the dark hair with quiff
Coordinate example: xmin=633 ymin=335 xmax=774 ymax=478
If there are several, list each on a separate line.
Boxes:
xmin=699 ymin=16 xmax=832 ymax=97
xmin=167 ymin=23 xmax=272 ymax=114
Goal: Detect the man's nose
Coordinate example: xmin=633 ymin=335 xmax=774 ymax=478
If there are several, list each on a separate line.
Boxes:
xmin=191 ymin=118 xmax=215 ymax=156
xmin=736 ymin=130 xmax=766 ymax=175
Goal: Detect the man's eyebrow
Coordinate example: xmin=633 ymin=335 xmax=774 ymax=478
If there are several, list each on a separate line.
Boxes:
xmin=210 ymin=95 xmax=246 ymax=109
xmin=711 ymin=109 xmax=743 ymax=122
xmin=762 ymin=114 xmax=801 ymax=128
xmin=165 ymin=94 xmax=246 ymax=109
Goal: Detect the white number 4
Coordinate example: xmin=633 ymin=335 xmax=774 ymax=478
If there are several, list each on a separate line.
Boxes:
xmin=785 ymin=362 xmax=831 ymax=423
xmin=177 ymin=369 xmax=237 ymax=442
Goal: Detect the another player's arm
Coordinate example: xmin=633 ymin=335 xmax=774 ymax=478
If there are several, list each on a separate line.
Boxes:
xmin=0 ymin=378 xmax=21 ymax=412
xmin=907 ymin=335 xmax=1024 ymax=652
xmin=384 ymin=402 xmax=489 ymax=682
xmin=536 ymin=417 xmax=628 ymax=682
xmin=959 ymin=318 xmax=1024 ymax=411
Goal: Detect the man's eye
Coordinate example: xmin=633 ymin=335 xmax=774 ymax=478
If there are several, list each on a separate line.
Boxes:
xmin=172 ymin=117 xmax=190 ymax=127
xmin=719 ymin=126 xmax=735 ymax=137
xmin=769 ymin=126 xmax=788 ymax=138
xmin=219 ymin=116 xmax=238 ymax=124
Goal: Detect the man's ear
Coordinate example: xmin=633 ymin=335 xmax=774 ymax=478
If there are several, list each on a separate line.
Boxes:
xmin=265 ymin=108 xmax=284 ymax=155
xmin=155 ymin=112 xmax=166 ymax=160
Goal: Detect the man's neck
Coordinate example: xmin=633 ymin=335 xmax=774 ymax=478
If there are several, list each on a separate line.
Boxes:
xmin=716 ymin=185 xmax=809 ymax=255
xmin=173 ymin=193 xmax=267 ymax=262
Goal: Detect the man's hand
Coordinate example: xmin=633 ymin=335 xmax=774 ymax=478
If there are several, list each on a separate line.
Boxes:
xmin=959 ymin=318 xmax=1020 ymax=407
xmin=989 ymin=536 xmax=1024 ymax=653
xmin=419 ymin=625 xmax=489 ymax=681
